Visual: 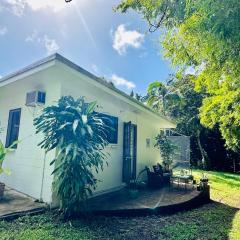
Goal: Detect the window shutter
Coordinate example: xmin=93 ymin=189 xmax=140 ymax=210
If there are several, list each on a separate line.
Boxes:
xmin=5 ymin=108 xmax=21 ymax=148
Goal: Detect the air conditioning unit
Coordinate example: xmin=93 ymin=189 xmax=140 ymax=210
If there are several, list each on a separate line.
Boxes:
xmin=26 ymin=91 xmax=46 ymax=107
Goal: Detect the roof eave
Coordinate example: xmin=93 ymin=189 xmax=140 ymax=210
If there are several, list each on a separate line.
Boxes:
xmin=0 ymin=53 xmax=176 ymax=127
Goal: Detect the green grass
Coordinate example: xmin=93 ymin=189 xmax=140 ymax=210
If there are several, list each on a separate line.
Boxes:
xmin=0 ymin=170 xmax=239 ymax=240
xmin=193 ymin=170 xmax=240 ymax=208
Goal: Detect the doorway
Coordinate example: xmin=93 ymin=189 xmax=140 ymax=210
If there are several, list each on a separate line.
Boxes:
xmin=122 ymin=122 xmax=137 ymax=183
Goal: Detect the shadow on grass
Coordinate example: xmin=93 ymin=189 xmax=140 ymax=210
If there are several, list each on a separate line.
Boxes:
xmin=71 ymin=201 xmax=240 ymax=240
xmin=0 ymin=202 xmax=239 ymax=240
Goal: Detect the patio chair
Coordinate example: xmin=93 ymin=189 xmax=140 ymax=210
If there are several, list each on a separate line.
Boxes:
xmin=145 ymin=167 xmax=163 ymax=188
xmin=153 ymin=163 xmax=172 ymax=185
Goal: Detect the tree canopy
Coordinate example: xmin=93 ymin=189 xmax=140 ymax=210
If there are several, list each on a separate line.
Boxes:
xmin=117 ymin=0 xmax=240 ymax=151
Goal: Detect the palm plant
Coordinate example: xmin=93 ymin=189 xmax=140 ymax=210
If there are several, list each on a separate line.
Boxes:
xmin=147 ymin=81 xmax=181 ymax=115
xmin=0 ymin=140 xmax=18 ymax=199
xmin=0 ymin=140 xmax=18 ymax=176
xmin=34 ymin=96 xmax=109 ymax=215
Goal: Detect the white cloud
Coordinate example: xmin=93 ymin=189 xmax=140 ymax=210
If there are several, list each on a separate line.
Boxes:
xmin=91 ymin=64 xmax=99 ymax=74
xmin=1 ymin=0 xmax=72 ymax=16
xmin=110 ymin=74 xmax=136 ymax=90
xmin=112 ymin=24 xmax=144 ymax=55
xmin=0 ymin=26 xmax=7 ymax=36
xmin=25 ymin=0 xmax=67 ymax=12
xmin=25 ymin=29 xmax=38 ymax=42
xmin=1 ymin=0 xmax=25 ymax=16
xmin=25 ymin=30 xmax=59 ymax=55
xmin=43 ymin=35 xmax=59 ymax=55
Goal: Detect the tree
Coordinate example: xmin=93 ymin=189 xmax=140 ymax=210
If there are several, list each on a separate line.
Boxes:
xmin=34 ymin=96 xmax=109 ymax=215
xmin=130 ymin=90 xmax=134 ymax=97
xmin=165 ymin=74 xmax=209 ymax=168
xmin=147 ymin=80 xmax=181 ymax=115
xmin=146 ymin=75 xmax=209 ymax=168
xmin=117 ymin=0 xmax=240 ymax=152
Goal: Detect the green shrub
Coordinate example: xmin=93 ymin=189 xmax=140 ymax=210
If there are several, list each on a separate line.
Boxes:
xmin=34 ymin=96 xmax=109 ymax=215
xmin=154 ymin=131 xmax=177 ymax=169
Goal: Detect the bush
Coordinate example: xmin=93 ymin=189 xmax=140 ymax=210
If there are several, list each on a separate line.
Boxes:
xmin=34 ymin=96 xmax=109 ymax=215
xmin=154 ymin=131 xmax=177 ymax=169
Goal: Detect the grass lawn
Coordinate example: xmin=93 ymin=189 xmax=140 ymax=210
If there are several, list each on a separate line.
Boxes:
xmin=0 ymin=170 xmax=239 ymax=240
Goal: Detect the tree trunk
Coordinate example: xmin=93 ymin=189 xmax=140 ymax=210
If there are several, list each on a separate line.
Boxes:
xmin=196 ymin=130 xmax=208 ymax=169
xmin=233 ymin=158 xmax=236 ymax=173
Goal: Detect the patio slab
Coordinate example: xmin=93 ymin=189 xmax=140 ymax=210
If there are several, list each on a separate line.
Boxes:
xmin=0 ymin=187 xmax=47 ymax=220
xmin=84 ymin=184 xmax=210 ymax=216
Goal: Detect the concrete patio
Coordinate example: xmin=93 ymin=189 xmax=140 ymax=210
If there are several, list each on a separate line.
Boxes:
xmin=84 ymin=185 xmax=210 ymax=216
xmin=0 ymin=187 xmax=47 ymax=220
xmin=0 ymin=185 xmax=210 ymax=219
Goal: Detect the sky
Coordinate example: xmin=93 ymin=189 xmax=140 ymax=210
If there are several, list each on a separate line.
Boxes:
xmin=0 ymin=0 xmax=173 ymax=95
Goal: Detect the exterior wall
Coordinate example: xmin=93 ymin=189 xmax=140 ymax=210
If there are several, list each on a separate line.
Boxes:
xmin=0 ymin=60 xmax=175 ymax=203
xmin=0 ymin=66 xmax=61 ymax=203
xmin=57 ymin=62 xmax=172 ymax=194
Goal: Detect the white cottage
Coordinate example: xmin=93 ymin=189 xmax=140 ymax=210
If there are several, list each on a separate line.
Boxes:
xmin=0 ymin=54 xmax=175 ymax=204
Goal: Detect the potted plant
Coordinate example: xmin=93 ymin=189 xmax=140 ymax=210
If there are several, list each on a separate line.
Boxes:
xmin=154 ymin=131 xmax=178 ymax=171
xmin=0 ymin=140 xmax=17 ymax=199
xmin=127 ymin=180 xmax=139 ymax=199
xmin=200 ymin=173 xmax=209 ymax=183
xmin=127 ymin=168 xmax=147 ymax=199
xmin=200 ymin=173 xmax=209 ymax=188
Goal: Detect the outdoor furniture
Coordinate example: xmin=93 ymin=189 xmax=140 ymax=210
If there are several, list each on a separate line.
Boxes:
xmin=146 ymin=167 xmax=163 ymax=188
xmin=153 ymin=163 xmax=172 ymax=185
xmin=146 ymin=164 xmax=172 ymax=188
xmin=171 ymin=174 xmax=194 ymax=189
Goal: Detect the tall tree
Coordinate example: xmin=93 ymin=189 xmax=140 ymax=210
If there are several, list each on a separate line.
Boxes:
xmin=117 ymin=0 xmax=240 ymax=152
xmin=146 ymin=75 xmax=209 ymax=168
xmin=147 ymin=81 xmax=180 ymax=115
xmin=165 ymin=74 xmax=209 ymax=168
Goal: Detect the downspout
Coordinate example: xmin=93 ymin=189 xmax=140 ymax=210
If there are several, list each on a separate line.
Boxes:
xmin=39 ymin=151 xmax=47 ymax=203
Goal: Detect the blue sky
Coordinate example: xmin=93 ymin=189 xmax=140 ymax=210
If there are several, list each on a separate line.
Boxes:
xmin=0 ymin=0 xmax=173 ymax=95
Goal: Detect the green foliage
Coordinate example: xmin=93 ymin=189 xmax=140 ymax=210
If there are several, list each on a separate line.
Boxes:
xmin=162 ymin=75 xmax=209 ymax=168
xmin=147 ymin=81 xmax=167 ymax=113
xmin=164 ymin=75 xmax=203 ymax=135
xmin=34 ymin=96 xmax=109 ymax=215
xmin=154 ymin=131 xmax=177 ymax=167
xmin=117 ymin=0 xmax=240 ymax=151
xmin=147 ymin=75 xmax=240 ymax=170
xmin=147 ymin=80 xmax=181 ymax=115
xmin=0 ymin=140 xmax=18 ymax=176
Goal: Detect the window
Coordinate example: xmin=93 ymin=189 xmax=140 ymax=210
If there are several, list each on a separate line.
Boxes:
xmin=5 ymin=108 xmax=21 ymax=148
xmin=98 ymin=113 xmax=118 ymax=144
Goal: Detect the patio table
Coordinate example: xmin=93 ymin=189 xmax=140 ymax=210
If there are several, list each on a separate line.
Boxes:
xmin=171 ymin=175 xmax=193 ymax=189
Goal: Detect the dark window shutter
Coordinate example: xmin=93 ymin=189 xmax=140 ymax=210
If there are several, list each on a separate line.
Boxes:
xmin=37 ymin=91 xmax=46 ymax=104
xmin=132 ymin=124 xmax=137 ymax=179
xmin=123 ymin=122 xmax=132 ymax=183
xmin=5 ymin=108 xmax=21 ymax=149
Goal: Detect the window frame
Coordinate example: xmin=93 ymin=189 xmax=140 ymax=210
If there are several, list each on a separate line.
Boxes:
xmin=5 ymin=108 xmax=21 ymax=149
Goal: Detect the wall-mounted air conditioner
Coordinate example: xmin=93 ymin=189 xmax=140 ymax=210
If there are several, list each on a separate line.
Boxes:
xmin=25 ymin=91 xmax=46 ymax=107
